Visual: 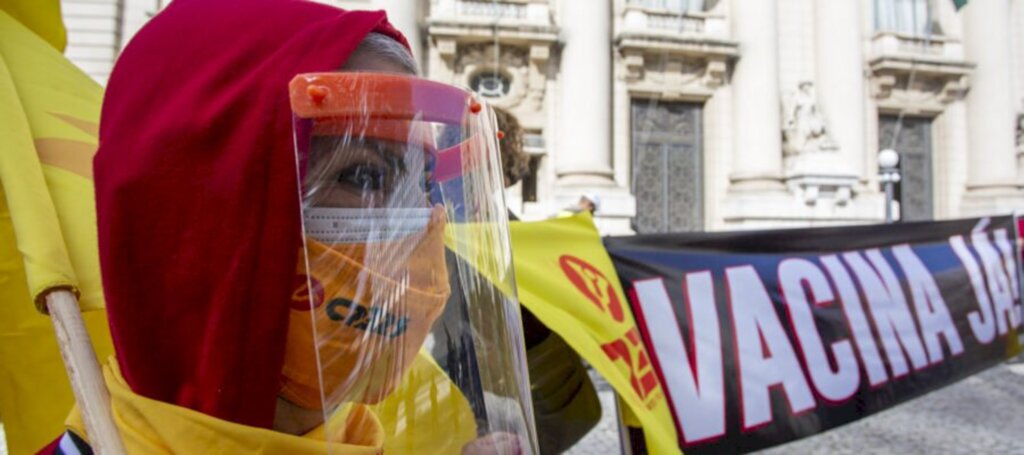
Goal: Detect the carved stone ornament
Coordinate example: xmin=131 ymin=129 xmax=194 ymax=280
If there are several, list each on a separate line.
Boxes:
xmin=782 ymin=81 xmax=837 ymax=156
xmin=867 ymin=33 xmax=974 ymax=113
xmin=620 ymin=50 xmax=729 ymax=94
xmin=614 ymin=22 xmax=738 ymax=99
xmin=454 ymin=43 xmax=547 ymax=113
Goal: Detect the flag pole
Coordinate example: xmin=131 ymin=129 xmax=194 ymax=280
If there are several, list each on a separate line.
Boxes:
xmin=45 ymin=289 xmax=126 ymax=455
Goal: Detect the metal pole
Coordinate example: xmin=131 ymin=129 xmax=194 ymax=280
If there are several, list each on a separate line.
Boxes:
xmin=883 ymin=179 xmax=894 ymax=224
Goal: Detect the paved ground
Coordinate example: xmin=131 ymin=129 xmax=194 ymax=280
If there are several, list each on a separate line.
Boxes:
xmin=568 ymin=360 xmax=1024 ymax=454
xmin=566 ymin=371 xmax=623 ymax=455
xmin=759 ymin=360 xmax=1024 ymax=455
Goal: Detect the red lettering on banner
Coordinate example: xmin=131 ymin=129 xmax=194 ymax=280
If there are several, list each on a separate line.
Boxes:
xmin=843 ymin=251 xmax=929 ymax=378
xmin=972 ymin=231 xmax=1021 ymax=333
xmin=560 ymin=255 xmax=626 ymax=322
xmin=778 ymin=259 xmax=860 ymax=404
xmin=820 ymin=255 xmax=890 ymax=387
xmin=892 ymin=245 xmax=964 ymax=364
xmin=993 ymin=229 xmax=1023 ymax=327
xmin=726 ymin=265 xmax=816 ymax=431
xmin=951 ymin=235 xmax=998 ymax=344
xmin=631 ymin=275 xmax=726 ymax=445
xmin=622 ymin=234 xmax=1017 ymax=446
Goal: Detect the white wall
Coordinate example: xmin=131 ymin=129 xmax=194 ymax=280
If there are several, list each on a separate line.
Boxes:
xmin=62 ymin=0 xmax=162 ymax=84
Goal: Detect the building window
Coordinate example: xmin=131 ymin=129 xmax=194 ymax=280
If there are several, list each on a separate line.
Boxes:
xmin=876 ymin=0 xmax=935 ymax=36
xmin=470 ymin=71 xmax=511 ymax=99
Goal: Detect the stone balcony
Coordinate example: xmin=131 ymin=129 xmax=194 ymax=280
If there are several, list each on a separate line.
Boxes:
xmin=616 ymin=4 xmax=736 ymax=57
xmin=427 ymin=0 xmax=558 ymax=44
xmin=867 ymin=31 xmax=974 ymax=110
xmin=614 ymin=3 xmax=737 ymax=92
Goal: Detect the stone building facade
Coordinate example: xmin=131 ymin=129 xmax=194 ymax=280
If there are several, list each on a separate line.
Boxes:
xmin=63 ymin=0 xmax=1024 ymax=234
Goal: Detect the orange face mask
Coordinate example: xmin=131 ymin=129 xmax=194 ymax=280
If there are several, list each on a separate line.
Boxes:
xmin=280 ymin=207 xmax=450 ymax=410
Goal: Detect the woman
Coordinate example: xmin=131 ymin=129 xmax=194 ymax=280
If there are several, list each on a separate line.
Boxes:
xmin=43 ymin=0 xmax=533 ymax=453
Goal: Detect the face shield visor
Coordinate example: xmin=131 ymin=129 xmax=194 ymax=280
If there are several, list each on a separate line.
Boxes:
xmin=286 ymin=72 xmax=537 ymax=452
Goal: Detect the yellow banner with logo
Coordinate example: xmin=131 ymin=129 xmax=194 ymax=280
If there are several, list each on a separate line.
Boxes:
xmin=0 ymin=5 xmax=105 ymax=311
xmin=0 ymin=5 xmax=115 ymax=453
xmin=510 ymin=213 xmax=680 ymax=454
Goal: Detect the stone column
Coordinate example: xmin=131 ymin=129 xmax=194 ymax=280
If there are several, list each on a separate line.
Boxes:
xmin=963 ymin=0 xmax=1019 ymax=195
xmin=376 ymin=0 xmax=423 ymax=71
xmin=814 ymin=0 xmax=865 ymax=179
xmin=730 ymin=0 xmax=783 ymax=190
xmin=556 ymin=0 xmax=614 ymax=186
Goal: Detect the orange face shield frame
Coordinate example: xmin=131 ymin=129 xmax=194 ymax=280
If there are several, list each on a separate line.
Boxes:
xmin=290 ymin=73 xmax=488 ymax=185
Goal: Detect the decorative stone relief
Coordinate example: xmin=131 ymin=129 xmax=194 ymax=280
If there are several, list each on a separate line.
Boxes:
xmin=871 ymin=72 xmax=969 ymax=109
xmin=614 ymin=14 xmax=737 ymax=99
xmin=782 ymin=81 xmax=837 ymax=156
xmin=433 ymin=41 xmax=552 ymax=129
xmin=619 ymin=50 xmax=729 ymax=96
xmin=781 ymin=82 xmax=858 ymax=208
xmin=426 ymin=1 xmax=558 ymax=131
xmin=867 ymin=33 xmax=973 ymax=113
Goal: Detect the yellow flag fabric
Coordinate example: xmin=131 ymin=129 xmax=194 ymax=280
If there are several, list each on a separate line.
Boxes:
xmin=0 ymin=259 xmax=113 ymax=454
xmin=62 ymin=352 xmax=475 ymax=454
xmin=510 ymin=213 xmax=681 ymax=454
xmin=0 ymin=1 xmax=66 ymax=52
xmin=65 ymin=358 xmax=385 ymax=454
xmin=0 ymin=9 xmax=114 ymax=453
xmin=370 ymin=353 xmax=477 ymax=453
xmin=0 ymin=9 xmax=104 ymax=310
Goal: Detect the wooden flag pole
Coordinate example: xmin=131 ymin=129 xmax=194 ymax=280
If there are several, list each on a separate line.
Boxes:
xmin=45 ymin=289 xmax=126 ymax=455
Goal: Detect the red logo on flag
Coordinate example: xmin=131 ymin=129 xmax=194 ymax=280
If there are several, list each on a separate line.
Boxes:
xmin=291 ymin=274 xmax=325 ymax=311
xmin=602 ymin=328 xmax=660 ymax=402
xmin=559 ymin=255 xmax=626 ymax=323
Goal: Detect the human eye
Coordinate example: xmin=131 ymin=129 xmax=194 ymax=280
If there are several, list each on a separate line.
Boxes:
xmin=336 ymin=163 xmax=389 ymax=192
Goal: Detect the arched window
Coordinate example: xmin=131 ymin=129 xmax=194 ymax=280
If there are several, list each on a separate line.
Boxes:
xmin=876 ymin=0 xmax=935 ymax=36
xmin=470 ymin=71 xmax=511 ymax=99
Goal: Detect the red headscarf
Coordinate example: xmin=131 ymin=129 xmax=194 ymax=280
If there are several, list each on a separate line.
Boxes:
xmin=94 ymin=0 xmax=410 ymax=427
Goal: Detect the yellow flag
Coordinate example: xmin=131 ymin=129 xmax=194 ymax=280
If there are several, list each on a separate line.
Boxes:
xmin=0 ymin=9 xmax=113 ymax=453
xmin=0 ymin=0 xmax=66 ymax=51
xmin=511 ymin=213 xmax=681 ymax=454
xmin=0 ymin=235 xmax=112 ymax=454
xmin=0 ymin=8 xmax=104 ymax=311
xmin=370 ymin=353 xmax=477 ymax=453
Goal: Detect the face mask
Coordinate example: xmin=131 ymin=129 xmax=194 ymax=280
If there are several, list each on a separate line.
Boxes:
xmin=302 ymin=207 xmax=433 ymax=244
xmin=280 ymin=206 xmax=450 ymax=409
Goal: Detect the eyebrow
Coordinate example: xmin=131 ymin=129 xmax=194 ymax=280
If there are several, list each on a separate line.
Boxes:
xmin=365 ymin=139 xmax=409 ymax=175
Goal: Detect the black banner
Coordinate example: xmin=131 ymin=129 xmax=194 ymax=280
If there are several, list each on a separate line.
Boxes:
xmin=605 ymin=216 xmax=1024 ymax=453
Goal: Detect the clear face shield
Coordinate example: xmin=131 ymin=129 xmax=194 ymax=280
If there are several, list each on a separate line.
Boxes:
xmin=287 ymin=72 xmax=537 ymax=452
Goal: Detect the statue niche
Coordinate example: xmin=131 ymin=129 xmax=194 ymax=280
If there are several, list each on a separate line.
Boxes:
xmin=782 ymin=81 xmax=837 ymax=155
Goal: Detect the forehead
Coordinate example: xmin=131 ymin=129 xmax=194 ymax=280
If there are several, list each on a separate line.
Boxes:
xmin=341 ymin=51 xmax=415 ymax=75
